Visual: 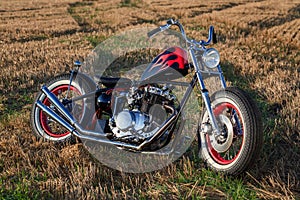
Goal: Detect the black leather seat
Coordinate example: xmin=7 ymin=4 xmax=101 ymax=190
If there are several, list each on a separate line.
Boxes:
xmin=95 ymin=75 xmax=132 ymax=88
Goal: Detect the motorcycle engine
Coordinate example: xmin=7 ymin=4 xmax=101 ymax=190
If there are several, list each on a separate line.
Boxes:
xmin=109 ymin=85 xmax=175 ymax=143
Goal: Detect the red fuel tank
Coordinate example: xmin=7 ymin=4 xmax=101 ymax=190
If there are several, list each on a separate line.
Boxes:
xmin=140 ymin=46 xmax=189 ymax=82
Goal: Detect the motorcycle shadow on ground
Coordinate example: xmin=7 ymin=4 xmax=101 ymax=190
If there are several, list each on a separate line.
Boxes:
xmin=220 ymin=60 xmax=299 ymax=184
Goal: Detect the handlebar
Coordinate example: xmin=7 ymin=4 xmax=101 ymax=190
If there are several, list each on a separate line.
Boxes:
xmin=200 ymin=26 xmax=217 ymax=46
xmin=147 ymin=19 xmax=173 ymax=38
xmin=148 ymin=19 xmax=216 ymax=46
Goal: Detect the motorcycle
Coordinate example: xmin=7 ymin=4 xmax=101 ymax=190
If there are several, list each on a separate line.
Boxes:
xmin=30 ymin=19 xmax=263 ymax=175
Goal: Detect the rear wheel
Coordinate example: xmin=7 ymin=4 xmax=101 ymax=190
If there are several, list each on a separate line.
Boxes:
xmin=30 ymin=73 xmax=94 ymax=143
xmin=199 ymin=87 xmax=263 ymax=175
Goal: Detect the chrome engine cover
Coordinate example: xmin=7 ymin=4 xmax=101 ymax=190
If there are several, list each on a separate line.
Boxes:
xmin=110 ymin=85 xmax=172 ymax=140
xmin=115 ymin=110 xmax=146 ymax=132
xmin=112 ymin=109 xmax=155 ymax=139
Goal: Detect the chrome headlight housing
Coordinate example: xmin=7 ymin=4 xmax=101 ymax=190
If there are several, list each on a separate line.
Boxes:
xmin=202 ymin=48 xmax=220 ymax=69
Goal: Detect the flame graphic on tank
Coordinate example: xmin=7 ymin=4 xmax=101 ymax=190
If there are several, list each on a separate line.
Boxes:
xmin=149 ymin=47 xmax=187 ymax=72
xmin=141 ymin=46 xmax=188 ymax=81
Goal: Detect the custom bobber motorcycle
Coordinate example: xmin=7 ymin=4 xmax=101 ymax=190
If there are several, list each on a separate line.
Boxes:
xmin=31 ymin=19 xmax=263 ymax=175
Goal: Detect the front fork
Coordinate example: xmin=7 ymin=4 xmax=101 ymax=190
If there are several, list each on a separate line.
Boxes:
xmin=200 ymin=89 xmax=220 ymax=134
xmin=189 ymin=49 xmax=226 ymax=137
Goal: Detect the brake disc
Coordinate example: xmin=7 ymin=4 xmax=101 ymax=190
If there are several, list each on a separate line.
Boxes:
xmin=210 ymin=114 xmax=234 ymax=153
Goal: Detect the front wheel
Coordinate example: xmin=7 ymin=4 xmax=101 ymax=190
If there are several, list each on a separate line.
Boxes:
xmin=199 ymin=87 xmax=263 ymax=175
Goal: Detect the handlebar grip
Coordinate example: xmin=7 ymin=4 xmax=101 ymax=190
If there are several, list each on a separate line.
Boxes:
xmin=147 ymin=27 xmax=161 ymax=38
xmin=213 ymin=31 xmax=217 ymax=44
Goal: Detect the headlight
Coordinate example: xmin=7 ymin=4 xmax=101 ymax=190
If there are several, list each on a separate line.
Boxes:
xmin=202 ymin=48 xmax=220 ymax=69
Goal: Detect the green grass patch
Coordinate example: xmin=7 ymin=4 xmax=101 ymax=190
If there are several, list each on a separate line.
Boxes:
xmin=85 ymin=35 xmax=107 ymax=47
xmin=171 ymin=168 xmax=257 ymax=199
xmin=0 ymin=93 xmax=33 ymax=123
xmin=0 ymin=176 xmax=44 ymax=200
xmin=120 ymin=0 xmax=142 ymax=8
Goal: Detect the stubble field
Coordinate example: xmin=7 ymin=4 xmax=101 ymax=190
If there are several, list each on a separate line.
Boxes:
xmin=0 ymin=0 xmax=299 ymax=199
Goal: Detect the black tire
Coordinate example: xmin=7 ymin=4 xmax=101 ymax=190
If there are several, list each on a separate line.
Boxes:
xmin=199 ymin=87 xmax=263 ymax=175
xmin=30 ymin=73 xmax=96 ymax=143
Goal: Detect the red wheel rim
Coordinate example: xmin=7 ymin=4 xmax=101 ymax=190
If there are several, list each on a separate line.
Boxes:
xmin=39 ymin=85 xmax=82 ymax=138
xmin=206 ymin=102 xmax=244 ymax=165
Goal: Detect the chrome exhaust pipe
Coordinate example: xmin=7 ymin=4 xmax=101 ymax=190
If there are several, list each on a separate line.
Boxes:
xmin=40 ymin=85 xmax=108 ymax=138
xmin=36 ymin=100 xmax=76 ymax=134
xmin=36 ymin=99 xmax=139 ymax=149
xmin=38 ymin=86 xmax=139 ymax=148
xmin=41 ymin=85 xmax=77 ymax=125
xmin=38 ymin=85 xmax=178 ymax=151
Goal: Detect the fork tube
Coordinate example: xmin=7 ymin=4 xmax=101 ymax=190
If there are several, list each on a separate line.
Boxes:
xmin=217 ymin=65 xmax=227 ymax=88
xmin=189 ymin=49 xmax=221 ymax=135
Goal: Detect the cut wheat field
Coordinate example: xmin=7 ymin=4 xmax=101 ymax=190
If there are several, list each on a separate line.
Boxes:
xmin=0 ymin=0 xmax=299 ymax=199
